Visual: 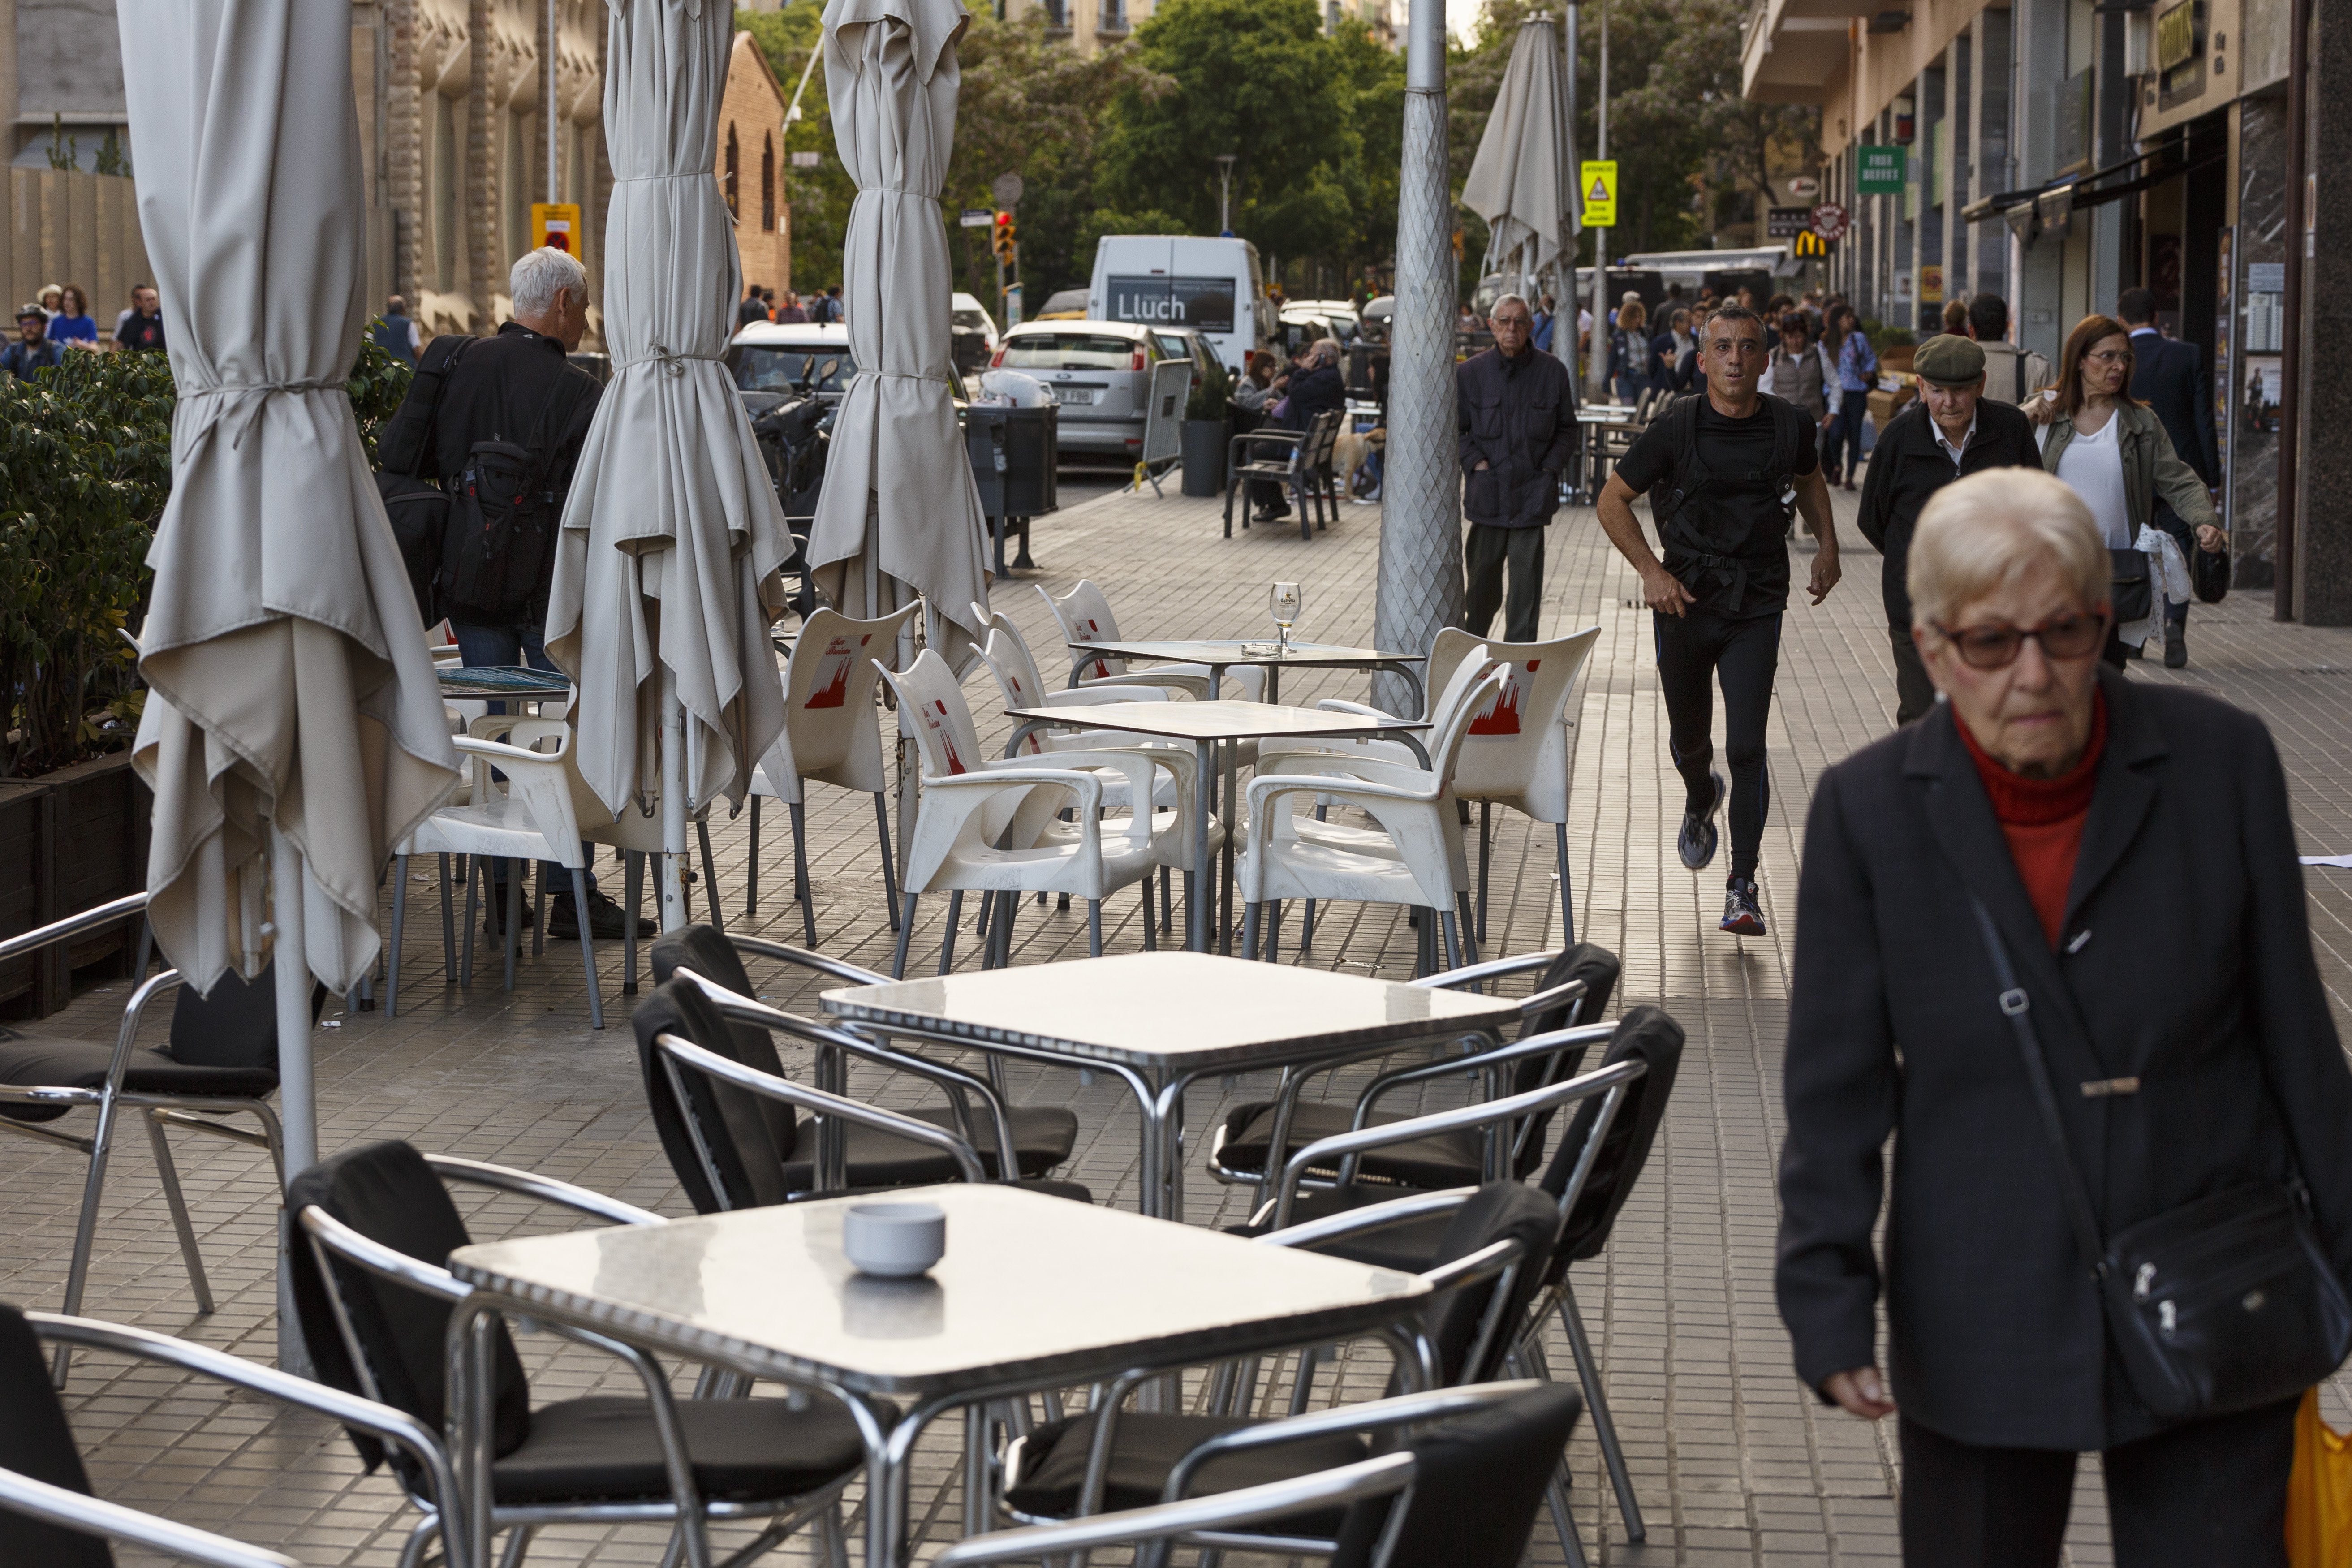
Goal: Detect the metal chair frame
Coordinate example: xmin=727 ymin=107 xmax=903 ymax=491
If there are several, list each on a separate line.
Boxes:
xmin=297 ymin=1151 xmax=856 ymax=1568
xmin=0 ymin=1310 xmax=455 ymax=1568
xmin=0 ymin=893 xmax=287 ymax=1385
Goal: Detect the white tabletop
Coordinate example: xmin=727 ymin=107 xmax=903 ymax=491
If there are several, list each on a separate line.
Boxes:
xmin=1007 ymin=699 xmax=1426 ymax=745
xmin=448 ymin=1183 xmax=1426 ymax=1396
xmin=821 ymin=949 xmax=1518 ymax=1069
xmin=1068 ymin=639 xmax=1423 ymax=668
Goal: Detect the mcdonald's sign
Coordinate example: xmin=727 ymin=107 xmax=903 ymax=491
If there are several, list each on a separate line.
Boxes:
xmin=1792 ymin=229 xmax=1832 ymax=258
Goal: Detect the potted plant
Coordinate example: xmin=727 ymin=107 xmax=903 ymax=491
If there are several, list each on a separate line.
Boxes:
xmin=1180 ymin=362 xmax=1233 ymax=497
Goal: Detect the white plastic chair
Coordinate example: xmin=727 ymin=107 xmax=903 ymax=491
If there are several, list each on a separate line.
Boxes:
xmin=388 ymin=717 xmax=607 ymax=1029
xmin=1238 ymin=658 xmax=1505 ymax=974
xmin=1295 ymin=627 xmax=1601 ymax=944
xmin=743 ymin=603 xmax=921 ymax=946
xmin=1034 ymin=579 xmax=1266 ymax=701
xmin=879 ymin=650 xmax=1168 ymax=978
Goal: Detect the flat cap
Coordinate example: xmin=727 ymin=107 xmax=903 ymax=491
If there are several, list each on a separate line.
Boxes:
xmin=1913 ymin=333 xmax=1986 ymax=387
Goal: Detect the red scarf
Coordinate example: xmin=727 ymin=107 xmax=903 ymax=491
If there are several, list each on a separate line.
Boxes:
xmin=1956 ymin=690 xmax=2109 ymax=948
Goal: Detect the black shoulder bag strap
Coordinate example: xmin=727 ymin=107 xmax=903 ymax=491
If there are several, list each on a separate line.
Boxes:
xmin=376 ymin=333 xmax=474 ymax=480
xmin=1965 ymin=893 xmax=2113 ymax=1282
xmin=513 ymin=366 xmax=590 ymax=510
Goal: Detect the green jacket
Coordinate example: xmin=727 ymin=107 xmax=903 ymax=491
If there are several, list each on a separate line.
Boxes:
xmin=2035 ymin=399 xmax=2218 ymax=536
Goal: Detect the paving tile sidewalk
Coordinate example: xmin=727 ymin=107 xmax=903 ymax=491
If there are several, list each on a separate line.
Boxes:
xmin=9 ymin=474 xmax=2352 ymax=1566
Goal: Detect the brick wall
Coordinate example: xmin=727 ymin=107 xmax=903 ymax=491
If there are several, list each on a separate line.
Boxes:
xmin=720 ymin=31 xmax=792 ymax=302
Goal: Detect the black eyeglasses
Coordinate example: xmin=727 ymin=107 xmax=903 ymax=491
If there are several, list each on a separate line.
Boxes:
xmin=1931 ymin=611 xmax=2108 ymax=669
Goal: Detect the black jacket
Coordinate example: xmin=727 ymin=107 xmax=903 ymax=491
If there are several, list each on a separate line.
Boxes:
xmin=1854 ymin=397 xmax=2044 ymax=629
xmin=1776 ymin=670 xmax=2352 ymax=1450
xmin=424 ymin=322 xmax=601 ymax=495
xmin=1456 ymin=345 xmax=1578 ymax=529
xmin=2128 ymin=329 xmax=2218 ymax=487
xmin=1276 ymin=362 xmax=1346 ymax=429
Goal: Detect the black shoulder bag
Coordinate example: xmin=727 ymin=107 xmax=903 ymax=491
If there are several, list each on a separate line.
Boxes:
xmin=373 ymin=334 xmax=474 ymax=625
xmin=436 ymin=371 xmax=586 ymax=624
xmin=1966 ymin=895 xmax=2352 ymax=1423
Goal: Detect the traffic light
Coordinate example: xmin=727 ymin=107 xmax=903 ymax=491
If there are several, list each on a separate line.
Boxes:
xmin=993 ymin=210 xmax=1017 ymax=265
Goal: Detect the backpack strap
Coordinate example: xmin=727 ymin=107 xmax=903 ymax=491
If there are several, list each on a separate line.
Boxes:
xmin=514 ymin=366 xmax=597 ymax=511
xmin=376 ymin=333 xmax=475 ymax=479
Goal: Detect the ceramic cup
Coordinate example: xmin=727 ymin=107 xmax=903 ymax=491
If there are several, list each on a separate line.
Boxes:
xmin=841 ymin=1202 xmax=947 ymax=1278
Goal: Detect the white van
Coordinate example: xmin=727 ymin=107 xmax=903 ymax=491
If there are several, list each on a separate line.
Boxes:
xmin=1088 ymin=235 xmax=1275 ymax=378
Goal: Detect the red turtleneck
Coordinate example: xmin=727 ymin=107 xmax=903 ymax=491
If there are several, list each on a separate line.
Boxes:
xmin=1956 ymin=690 xmax=2108 ymax=948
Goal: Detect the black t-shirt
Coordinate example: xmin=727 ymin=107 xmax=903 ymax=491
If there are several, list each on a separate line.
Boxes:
xmin=1615 ymin=396 xmax=1818 ymax=616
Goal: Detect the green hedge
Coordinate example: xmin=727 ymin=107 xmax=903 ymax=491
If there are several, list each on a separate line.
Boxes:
xmin=0 ymin=335 xmax=412 ymax=777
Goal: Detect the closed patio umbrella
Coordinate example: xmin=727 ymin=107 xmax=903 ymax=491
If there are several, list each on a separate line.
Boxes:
xmin=544 ymin=0 xmax=795 ymax=932
xmin=1461 ymin=18 xmax=1577 ymax=299
xmin=121 ymin=0 xmax=460 ymax=1185
xmin=802 ymin=0 xmax=991 ymax=642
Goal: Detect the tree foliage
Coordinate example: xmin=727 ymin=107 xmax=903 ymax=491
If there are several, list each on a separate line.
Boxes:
xmin=740 ymin=6 xmax=854 ymax=296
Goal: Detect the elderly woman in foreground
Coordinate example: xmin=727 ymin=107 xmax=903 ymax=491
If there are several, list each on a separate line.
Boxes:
xmin=1775 ymin=467 xmax=2352 ymax=1567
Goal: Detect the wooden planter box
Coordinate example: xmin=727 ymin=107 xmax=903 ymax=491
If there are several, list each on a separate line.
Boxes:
xmin=0 ymin=750 xmax=149 ymax=1020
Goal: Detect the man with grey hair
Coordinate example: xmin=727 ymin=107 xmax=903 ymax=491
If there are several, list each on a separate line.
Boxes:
xmin=378 ymin=245 xmax=638 ymax=940
xmin=1457 ymin=292 xmax=1577 ymax=642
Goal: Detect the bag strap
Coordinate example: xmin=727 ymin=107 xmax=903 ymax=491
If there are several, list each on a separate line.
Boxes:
xmin=510 ymin=366 xmax=588 ymax=504
xmin=1965 ymin=893 xmax=2111 ymax=1280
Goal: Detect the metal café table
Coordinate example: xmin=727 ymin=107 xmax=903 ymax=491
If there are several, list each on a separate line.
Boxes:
xmin=821 ymin=950 xmax=1520 ymax=1220
xmin=434 ymin=664 xmax=574 ymax=702
xmin=1063 ymin=637 xmax=1426 ymax=712
xmin=447 ymin=1183 xmax=1432 ymax=1568
xmin=1004 ymin=698 xmax=1430 ymax=953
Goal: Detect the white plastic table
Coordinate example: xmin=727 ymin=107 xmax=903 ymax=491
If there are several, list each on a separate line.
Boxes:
xmin=820 ymin=950 xmax=1519 ymax=1219
xmin=446 ymin=1183 xmax=1432 ymax=1568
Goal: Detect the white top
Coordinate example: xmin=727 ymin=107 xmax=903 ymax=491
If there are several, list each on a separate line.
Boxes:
xmin=2055 ymin=409 xmax=2133 ymax=547
xmin=1932 ymin=413 xmax=1977 ymax=469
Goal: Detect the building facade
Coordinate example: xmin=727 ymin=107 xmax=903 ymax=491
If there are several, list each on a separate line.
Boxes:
xmin=1744 ymin=0 xmax=2308 ymax=602
xmin=721 ymin=29 xmax=793 ymax=298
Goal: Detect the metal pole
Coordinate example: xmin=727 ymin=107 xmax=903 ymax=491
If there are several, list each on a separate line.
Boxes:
xmin=1562 ymin=0 xmax=1579 ymax=368
xmin=546 ymin=0 xmax=559 ymax=203
xmin=659 ymin=666 xmax=689 ymax=933
xmin=1585 ymin=0 xmax=1609 ymax=401
xmin=269 ymin=826 xmax=316 ymax=1378
xmin=2278 ymin=0 xmax=2311 ymax=619
xmin=1370 ymin=0 xmax=1460 ymax=718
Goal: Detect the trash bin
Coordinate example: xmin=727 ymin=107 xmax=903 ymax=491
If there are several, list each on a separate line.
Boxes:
xmin=963 ymin=404 xmax=1059 ymax=574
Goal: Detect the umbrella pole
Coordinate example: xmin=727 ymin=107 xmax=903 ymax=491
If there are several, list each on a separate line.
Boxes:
xmin=660 ymin=666 xmax=690 ymax=933
xmin=268 ymin=825 xmax=317 ymax=1377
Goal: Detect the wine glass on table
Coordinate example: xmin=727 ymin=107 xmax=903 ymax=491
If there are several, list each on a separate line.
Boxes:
xmin=1269 ymin=581 xmax=1302 ymax=655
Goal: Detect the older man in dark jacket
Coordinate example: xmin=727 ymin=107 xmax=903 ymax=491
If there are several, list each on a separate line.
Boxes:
xmin=1855 ymin=334 xmax=2043 ymax=726
xmin=1249 ymin=340 xmax=1348 ymax=523
xmin=1458 ymin=293 xmax=1578 ymax=642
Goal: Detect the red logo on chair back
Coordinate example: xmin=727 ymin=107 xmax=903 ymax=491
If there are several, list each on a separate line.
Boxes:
xmin=804 ymin=635 xmax=864 ymax=709
xmin=926 ymin=700 xmax=969 ymax=774
xmin=1076 ymin=617 xmax=1111 ymax=680
xmin=1468 ymin=659 xmax=1538 ymax=737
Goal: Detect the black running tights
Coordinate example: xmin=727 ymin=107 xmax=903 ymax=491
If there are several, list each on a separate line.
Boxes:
xmin=1653 ymin=607 xmax=1782 ymax=882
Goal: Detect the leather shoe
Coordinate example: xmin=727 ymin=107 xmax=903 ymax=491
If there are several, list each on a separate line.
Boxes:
xmin=548 ymin=891 xmax=655 ymax=941
xmin=2164 ymin=628 xmax=2188 ymax=669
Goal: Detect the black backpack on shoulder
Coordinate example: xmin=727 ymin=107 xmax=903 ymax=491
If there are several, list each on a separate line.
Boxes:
xmin=372 ymin=334 xmax=474 ymax=626
xmin=435 ymin=369 xmax=592 ymax=623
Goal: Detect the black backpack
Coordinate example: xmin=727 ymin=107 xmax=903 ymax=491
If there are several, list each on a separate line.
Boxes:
xmin=435 ymin=369 xmax=581 ymax=622
xmin=372 ymin=334 xmax=473 ymax=625
xmin=1648 ymin=390 xmax=1812 ymax=558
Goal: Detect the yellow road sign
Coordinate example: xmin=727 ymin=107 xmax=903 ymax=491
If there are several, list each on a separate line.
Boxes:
xmin=531 ymin=202 xmax=582 ymax=254
xmin=1580 ymin=161 xmax=1617 ymax=229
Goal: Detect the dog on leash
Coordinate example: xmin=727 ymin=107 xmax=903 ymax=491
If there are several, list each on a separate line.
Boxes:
xmin=1335 ymin=426 xmax=1385 ymax=502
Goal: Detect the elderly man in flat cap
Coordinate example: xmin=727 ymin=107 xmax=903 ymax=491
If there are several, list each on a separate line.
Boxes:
xmin=1855 ymin=333 xmax=2045 ymax=725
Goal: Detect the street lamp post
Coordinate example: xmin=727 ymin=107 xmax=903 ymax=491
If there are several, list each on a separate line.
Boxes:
xmin=1585 ymin=0 xmax=1609 ymax=401
xmin=1215 ymin=153 xmax=1236 ymax=236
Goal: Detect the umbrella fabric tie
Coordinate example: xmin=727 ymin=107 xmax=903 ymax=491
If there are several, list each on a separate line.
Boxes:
xmin=622 ymin=344 xmax=723 ymax=377
xmin=181 ymin=379 xmax=350 ymax=449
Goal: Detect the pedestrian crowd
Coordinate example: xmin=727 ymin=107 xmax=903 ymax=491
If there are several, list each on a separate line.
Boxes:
xmin=2 ymin=280 xmax=167 ymax=380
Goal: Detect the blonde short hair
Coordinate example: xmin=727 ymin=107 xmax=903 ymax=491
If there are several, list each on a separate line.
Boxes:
xmin=1906 ymin=468 xmax=2109 ymax=630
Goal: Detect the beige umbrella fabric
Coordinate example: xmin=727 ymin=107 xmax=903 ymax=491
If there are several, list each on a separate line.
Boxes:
xmin=123 ymin=0 xmax=459 ymax=1003
xmin=802 ymin=0 xmax=991 ymax=641
xmin=1461 ymin=18 xmax=1577 ymax=289
xmin=545 ymin=0 xmax=794 ymax=825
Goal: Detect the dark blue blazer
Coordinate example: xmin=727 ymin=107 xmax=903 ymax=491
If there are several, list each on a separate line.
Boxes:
xmin=2128 ymin=328 xmax=2218 ymax=486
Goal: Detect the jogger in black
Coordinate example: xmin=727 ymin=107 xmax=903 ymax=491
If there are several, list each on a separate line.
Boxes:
xmin=1653 ymin=608 xmax=1781 ymax=884
xmin=1595 ymin=303 xmax=1840 ymax=935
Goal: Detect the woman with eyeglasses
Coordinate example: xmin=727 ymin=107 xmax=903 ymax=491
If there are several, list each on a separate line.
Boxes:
xmin=1774 ymin=467 xmax=2352 ymax=1568
xmin=2026 ymin=314 xmax=2224 ymax=668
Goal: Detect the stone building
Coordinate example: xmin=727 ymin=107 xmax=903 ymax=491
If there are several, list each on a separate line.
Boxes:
xmin=719 ymin=29 xmax=792 ymax=299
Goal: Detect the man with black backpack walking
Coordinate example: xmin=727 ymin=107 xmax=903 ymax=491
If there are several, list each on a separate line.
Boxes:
xmin=376 ymin=246 xmax=646 ymax=942
xmin=1595 ymin=303 xmax=1841 ymax=938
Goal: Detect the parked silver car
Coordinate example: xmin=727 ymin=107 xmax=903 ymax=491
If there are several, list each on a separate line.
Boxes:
xmin=988 ymin=320 xmax=1209 ymax=459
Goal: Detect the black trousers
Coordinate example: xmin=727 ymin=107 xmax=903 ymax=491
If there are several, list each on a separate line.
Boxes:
xmin=1897 ymin=1399 xmax=2297 ymax=1568
xmin=1891 ymin=624 xmax=1937 ymax=726
xmin=1465 ymin=522 xmax=1546 ymax=644
xmin=1653 ymin=607 xmax=1781 ymax=881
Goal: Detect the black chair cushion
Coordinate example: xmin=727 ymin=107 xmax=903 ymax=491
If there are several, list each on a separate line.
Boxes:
xmin=1224 ymin=1187 xmax=1450 ymax=1272
xmin=0 ymin=1302 xmax=112 ymax=1568
xmin=1330 ymin=1383 xmax=1584 ymax=1568
xmin=0 ymin=1034 xmax=278 ymax=1124
xmin=1004 ymin=1410 xmax=1369 ymax=1522
xmin=634 ymin=979 xmax=799 ymax=1214
xmin=781 ymin=1104 xmax=1078 ymax=1190
xmin=493 ymin=1392 xmax=876 ymax=1505
xmin=1212 ymin=1102 xmax=1484 ymax=1191
xmin=165 ymin=960 xmax=325 ymax=1067
xmin=285 ymin=1142 xmax=532 ymax=1475
xmin=1541 ymin=1004 xmax=1684 ymax=1272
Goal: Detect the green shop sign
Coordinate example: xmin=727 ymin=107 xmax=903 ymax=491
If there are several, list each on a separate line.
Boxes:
xmin=1856 ymin=145 xmax=1908 ymax=195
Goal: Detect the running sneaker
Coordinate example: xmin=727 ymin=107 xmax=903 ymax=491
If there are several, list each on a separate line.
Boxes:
xmin=1677 ymin=771 xmax=1726 ymax=871
xmin=1721 ymin=876 xmax=1766 ymax=936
